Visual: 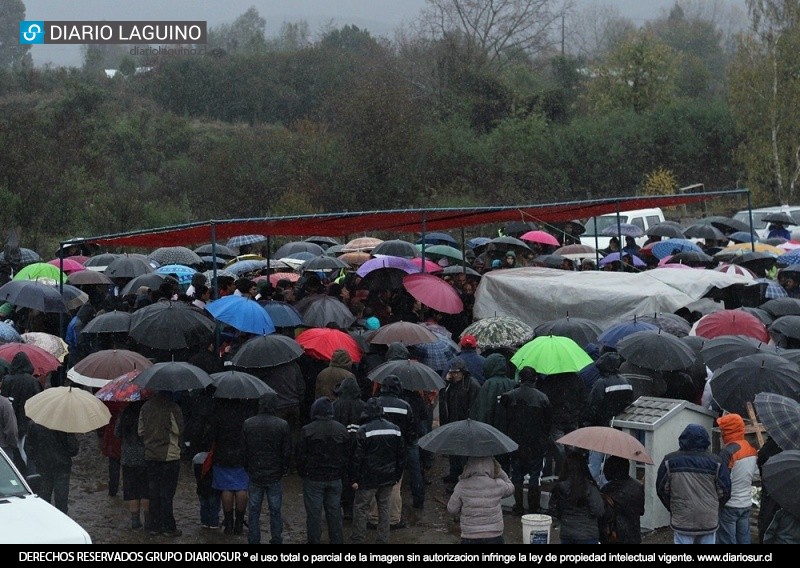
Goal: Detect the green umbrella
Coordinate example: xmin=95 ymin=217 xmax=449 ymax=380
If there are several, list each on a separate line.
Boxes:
xmin=419 ymin=244 xmax=464 ymax=262
xmin=510 ymin=335 xmax=593 ymax=375
xmin=13 ymin=262 xmax=67 ymax=284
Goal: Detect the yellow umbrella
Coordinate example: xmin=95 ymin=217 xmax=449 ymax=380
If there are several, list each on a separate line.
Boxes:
xmin=722 ymin=242 xmax=784 ymax=255
xmin=24 ymin=386 xmax=111 ymax=433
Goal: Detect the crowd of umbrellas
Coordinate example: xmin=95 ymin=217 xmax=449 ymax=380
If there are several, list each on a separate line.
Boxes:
xmin=2 ymin=226 xmax=800 ymax=514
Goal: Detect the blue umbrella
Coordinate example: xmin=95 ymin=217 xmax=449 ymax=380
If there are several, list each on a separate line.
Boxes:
xmin=728 ymin=231 xmax=759 ymax=244
xmin=206 ymin=295 xmax=276 ymax=335
xmin=651 ymin=239 xmax=704 ymax=260
xmin=225 ymin=259 xmax=271 ymax=275
xmin=597 ymin=320 xmax=659 ymax=349
xmin=778 ymin=249 xmax=800 ymax=266
xmin=755 ymin=278 xmax=789 ymax=299
xmin=155 ymin=264 xmax=198 ymax=285
xmin=0 ymin=321 xmax=21 ymax=343
xmin=414 ymin=332 xmax=460 ymax=372
xmin=466 ymin=237 xmax=492 ymax=250
xmin=598 ymin=252 xmax=645 ymax=267
xmin=258 ymin=300 xmax=303 ymax=327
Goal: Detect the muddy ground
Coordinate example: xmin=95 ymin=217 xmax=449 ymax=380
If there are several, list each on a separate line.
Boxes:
xmin=61 ymin=431 xmax=682 ymax=546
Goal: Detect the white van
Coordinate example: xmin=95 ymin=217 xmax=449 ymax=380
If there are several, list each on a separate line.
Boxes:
xmin=580 ymin=207 xmax=666 ymax=250
xmin=733 ymin=205 xmax=800 ymax=240
xmin=0 ymin=448 xmax=92 ymax=544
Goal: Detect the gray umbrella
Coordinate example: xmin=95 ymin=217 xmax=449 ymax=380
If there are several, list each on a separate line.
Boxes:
xmin=418 ymin=419 xmax=518 ymax=456
xmin=762 ymin=212 xmax=797 ymax=225
xmin=194 ymin=243 xmax=237 ymax=258
xmin=299 ymin=296 xmax=356 ymax=329
xmin=80 ymin=310 xmax=132 ymax=335
xmin=105 ymin=255 xmax=155 ymax=279
xmin=646 ymin=222 xmax=685 ymax=238
xmin=0 ymin=280 xmax=68 ymax=313
xmin=700 ymin=334 xmax=779 ymax=371
xmin=230 ymin=334 xmax=304 ymax=368
xmin=211 ymin=370 xmax=275 ymax=399
xmin=274 ymin=241 xmax=324 ymax=258
xmin=301 ymin=255 xmax=350 ymax=272
xmin=120 ymin=273 xmax=168 ymax=296
xmin=368 ymin=359 xmax=445 ymax=391
xmin=371 ymin=239 xmax=420 ymax=259
xmin=682 ymin=223 xmax=726 ymax=241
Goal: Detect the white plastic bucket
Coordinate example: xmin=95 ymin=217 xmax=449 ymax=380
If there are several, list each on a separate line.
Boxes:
xmin=521 ymin=514 xmax=551 ymax=544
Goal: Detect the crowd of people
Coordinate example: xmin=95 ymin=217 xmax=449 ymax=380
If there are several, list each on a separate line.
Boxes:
xmin=0 ymin=221 xmax=797 ymax=545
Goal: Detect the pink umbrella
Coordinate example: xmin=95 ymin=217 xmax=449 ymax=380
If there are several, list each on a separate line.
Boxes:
xmin=409 ymin=257 xmax=443 ymax=273
xmin=520 ymin=230 xmax=560 ymax=247
xmin=48 ymin=258 xmax=85 ymax=275
xmin=403 ymin=273 xmax=463 ymax=314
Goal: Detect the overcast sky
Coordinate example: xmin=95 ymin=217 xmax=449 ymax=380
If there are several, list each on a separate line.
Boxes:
xmin=23 ymin=0 xmax=740 ymax=68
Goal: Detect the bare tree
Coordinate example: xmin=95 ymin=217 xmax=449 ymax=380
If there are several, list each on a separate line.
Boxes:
xmin=562 ymin=2 xmax=634 ymax=61
xmin=416 ymin=0 xmax=571 ymax=69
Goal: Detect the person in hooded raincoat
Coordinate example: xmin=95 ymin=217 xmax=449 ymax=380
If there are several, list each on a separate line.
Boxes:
xmin=447 ymin=456 xmax=513 ymax=544
xmin=0 ymin=351 xmax=42 ymax=474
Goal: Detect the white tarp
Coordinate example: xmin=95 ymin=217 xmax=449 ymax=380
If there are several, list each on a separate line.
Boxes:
xmin=473 ymin=267 xmax=761 ymax=330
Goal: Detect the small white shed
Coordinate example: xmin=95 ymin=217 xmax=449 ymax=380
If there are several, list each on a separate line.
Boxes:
xmin=612 ymin=396 xmax=718 ymax=531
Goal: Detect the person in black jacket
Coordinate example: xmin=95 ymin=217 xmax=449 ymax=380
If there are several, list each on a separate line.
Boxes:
xmin=350 ymin=398 xmax=406 ymax=544
xmin=25 ymin=421 xmax=79 ymax=514
xmin=332 ymin=376 xmax=365 ymax=520
xmin=599 ymin=456 xmax=644 ymax=544
xmin=296 ymin=397 xmax=350 ymax=544
xmin=0 ymin=351 xmax=42 ymax=474
xmin=439 ymin=357 xmax=481 ymax=485
xmin=241 ymin=391 xmax=291 ymax=545
xmin=498 ymin=366 xmax=552 ymax=515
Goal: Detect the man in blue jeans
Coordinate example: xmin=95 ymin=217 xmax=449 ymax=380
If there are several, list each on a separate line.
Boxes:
xmin=242 ymin=391 xmax=291 ymax=544
xmin=296 ymin=397 xmax=350 ymax=544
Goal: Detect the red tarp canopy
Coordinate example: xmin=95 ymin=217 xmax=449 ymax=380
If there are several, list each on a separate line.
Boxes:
xmin=63 ymin=191 xmax=737 ymax=249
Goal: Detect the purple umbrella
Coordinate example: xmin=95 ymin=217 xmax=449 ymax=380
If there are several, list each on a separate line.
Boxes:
xmin=356 ymin=255 xmax=419 ymax=277
xmin=598 ymin=252 xmax=645 ymax=267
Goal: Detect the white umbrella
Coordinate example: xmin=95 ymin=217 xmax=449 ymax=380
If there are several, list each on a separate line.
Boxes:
xmin=25 ymin=386 xmax=111 ymax=433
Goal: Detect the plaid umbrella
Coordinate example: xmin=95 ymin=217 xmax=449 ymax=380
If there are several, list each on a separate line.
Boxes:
xmin=756 ymin=278 xmax=790 ymax=300
xmin=414 ymin=332 xmax=460 ymax=372
xmin=461 ymin=316 xmax=535 ymax=350
xmin=226 ymin=234 xmax=267 ymax=248
xmin=778 ymin=249 xmax=800 ymax=266
xmin=754 ymin=392 xmax=800 ymax=451
xmin=0 ymin=248 xmax=41 ymax=266
xmin=148 ymin=246 xmax=204 ymax=267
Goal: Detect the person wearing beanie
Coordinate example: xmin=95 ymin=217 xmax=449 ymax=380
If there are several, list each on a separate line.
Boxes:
xmin=457 ymin=335 xmax=486 ymax=385
xmin=440 ymin=357 xmax=481 ymax=485
xmin=491 ymin=259 xmax=502 ymax=270
xmin=296 ymin=396 xmax=350 ymax=544
xmin=716 ymin=413 xmax=758 ymax=544
xmin=350 ymin=398 xmax=406 ymax=544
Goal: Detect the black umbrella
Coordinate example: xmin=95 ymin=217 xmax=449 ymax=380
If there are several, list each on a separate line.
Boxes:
xmin=133 ymin=361 xmax=213 ymax=392
xmin=761 ymin=297 xmax=800 ymax=318
xmin=635 ymin=313 xmax=692 ymax=338
xmin=229 ymin=334 xmax=304 ymax=368
xmin=301 ymin=255 xmax=350 ymax=272
xmin=489 ymin=236 xmax=532 ymax=254
xmin=440 ymin=265 xmax=482 ymax=278
xmin=80 ymin=310 xmax=132 ymax=335
xmin=128 ymin=301 xmax=216 ymax=351
xmin=105 ymin=255 xmax=155 ymax=279
xmin=682 ymin=223 xmax=726 ymax=241
xmin=500 ymin=221 xmax=537 ymax=238
xmin=710 ymin=353 xmax=800 ymax=416
xmin=369 ymin=321 xmax=439 ymax=346
xmin=83 ymin=253 xmax=120 ymax=270
xmin=754 ymin=392 xmax=800 ymax=451
xmin=299 ymin=296 xmax=356 ymax=329
xmin=359 ymin=267 xmax=407 ymax=290
xmin=417 ymin=232 xmax=459 ymax=246
xmin=534 ymin=317 xmax=602 ymax=349
xmin=740 ymin=306 xmax=775 ymax=326
xmin=699 ymin=216 xmax=751 ymax=235
xmin=762 ymin=212 xmax=797 ymax=225
xmin=368 ymin=359 xmax=446 ymax=391
xmin=700 ymin=335 xmax=779 ymax=371
xmin=211 ymin=370 xmax=275 ymax=399
xmin=120 ymin=273 xmax=168 ymax=296
xmin=68 ymin=270 xmax=113 ymax=286
xmin=665 ymin=250 xmax=715 ymax=266
xmin=770 ymin=315 xmax=800 ymax=342
xmin=646 ymin=222 xmax=685 ymax=238
xmin=729 ymin=251 xmax=778 ymax=274
xmin=615 ymin=329 xmax=696 ymax=372
xmin=193 ymin=243 xmax=237 ymax=259
xmin=0 ymin=280 xmax=68 ymax=313
xmin=371 ymin=239 xmax=420 ymax=259
xmin=274 ymin=241 xmax=324 ymax=258
xmin=304 ymin=236 xmax=341 ymax=249
xmin=762 ymin=450 xmax=800 ymax=518
xmin=418 ymin=419 xmax=518 ymax=457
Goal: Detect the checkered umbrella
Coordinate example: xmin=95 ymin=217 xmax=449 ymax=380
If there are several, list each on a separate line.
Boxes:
xmin=148 ymin=247 xmax=204 ymax=267
xmin=0 ymin=248 xmax=41 ymax=266
xmin=413 ymin=332 xmax=460 ymax=372
xmin=226 ymin=234 xmax=267 ymax=248
xmin=755 ymin=392 xmax=800 ymax=451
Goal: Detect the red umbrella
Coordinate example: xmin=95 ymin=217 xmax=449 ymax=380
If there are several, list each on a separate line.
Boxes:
xmin=0 ymin=342 xmax=61 ymax=378
xmin=409 ymin=257 xmax=443 ymax=273
xmin=260 ymin=272 xmax=300 ymax=286
xmin=403 ymin=273 xmax=464 ymax=314
xmin=95 ymin=370 xmax=153 ymax=403
xmin=295 ymin=328 xmax=362 ymax=363
xmin=520 ymin=230 xmax=560 ymax=247
xmin=693 ymin=309 xmax=770 ymax=343
xmin=47 ymin=258 xmax=85 ymax=275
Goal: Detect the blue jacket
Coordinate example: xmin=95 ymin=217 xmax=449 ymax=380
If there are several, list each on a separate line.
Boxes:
xmin=656 ymin=424 xmax=731 ymax=535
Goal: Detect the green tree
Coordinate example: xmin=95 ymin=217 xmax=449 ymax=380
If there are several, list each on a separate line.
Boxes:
xmin=729 ymin=0 xmax=800 ymax=204
xmin=207 ymin=6 xmax=267 ymax=54
xmin=583 ymin=30 xmax=679 ymax=114
xmin=0 ymin=0 xmax=32 ymax=70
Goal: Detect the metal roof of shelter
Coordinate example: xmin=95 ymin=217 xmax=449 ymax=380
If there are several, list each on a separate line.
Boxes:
xmin=612 ymin=396 xmax=718 ymax=431
xmin=60 ymin=190 xmax=746 ymax=250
